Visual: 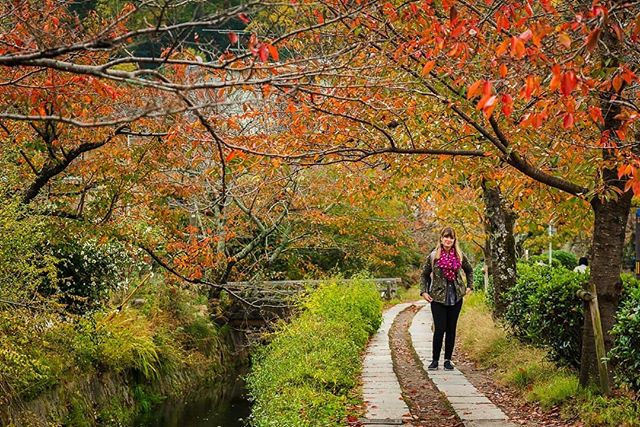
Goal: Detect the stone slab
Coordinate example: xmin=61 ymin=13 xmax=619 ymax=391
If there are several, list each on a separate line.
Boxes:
xmin=409 ymin=303 xmax=513 ymax=426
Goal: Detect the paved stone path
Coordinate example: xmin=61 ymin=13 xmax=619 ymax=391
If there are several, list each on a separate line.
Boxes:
xmin=361 ymin=301 xmax=516 ymax=427
xmin=361 ymin=303 xmax=412 ymax=426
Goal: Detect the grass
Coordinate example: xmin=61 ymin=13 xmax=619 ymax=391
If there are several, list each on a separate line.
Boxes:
xmin=457 ymin=292 xmax=640 ymax=426
xmin=385 ymin=285 xmax=421 ymax=307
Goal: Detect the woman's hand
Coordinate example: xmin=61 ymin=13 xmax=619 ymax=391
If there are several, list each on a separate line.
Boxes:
xmin=422 ymin=292 xmax=433 ymax=303
xmin=465 ymin=287 xmax=473 ymax=296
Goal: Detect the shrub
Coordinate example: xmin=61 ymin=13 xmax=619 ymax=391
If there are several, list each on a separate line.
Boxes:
xmin=0 ymin=199 xmax=58 ymax=302
xmin=504 ymin=263 xmax=586 ymax=368
xmin=550 ymin=250 xmax=578 ymax=270
xmin=41 ymin=238 xmax=148 ymax=313
xmin=247 ymin=277 xmax=382 ymax=427
xmin=527 ymin=254 xmax=562 ymax=268
xmin=473 ymin=263 xmax=488 ymax=291
xmin=610 ymin=275 xmax=640 ymax=391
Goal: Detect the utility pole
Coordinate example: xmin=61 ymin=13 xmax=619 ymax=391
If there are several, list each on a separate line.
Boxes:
xmin=548 ymin=221 xmax=555 ymax=266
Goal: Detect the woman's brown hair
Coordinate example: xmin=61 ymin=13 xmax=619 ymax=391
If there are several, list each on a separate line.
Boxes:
xmin=434 ymin=226 xmax=463 ymax=260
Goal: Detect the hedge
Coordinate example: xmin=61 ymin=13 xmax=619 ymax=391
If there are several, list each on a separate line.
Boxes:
xmin=505 ymin=266 xmax=640 ymax=391
xmin=247 ymin=277 xmax=383 ymax=427
xmin=504 ymin=263 xmax=586 ymax=368
xmin=610 ymin=274 xmax=640 ymax=391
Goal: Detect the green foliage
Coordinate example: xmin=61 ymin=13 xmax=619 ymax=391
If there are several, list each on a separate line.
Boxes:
xmin=472 ymin=263 xmax=487 ymax=291
xmin=526 ymin=374 xmax=579 ymax=409
xmin=247 ymin=277 xmax=383 ymax=427
xmin=550 ymin=250 xmax=578 ymax=270
xmin=527 ymin=254 xmax=562 ymax=268
xmin=504 ymin=263 xmax=586 ymax=368
xmin=577 ymin=393 xmax=640 ymax=427
xmin=459 ymin=292 xmax=640 ymax=426
xmin=610 ymin=275 xmax=640 ymax=391
xmin=0 ymin=199 xmax=58 ymax=302
xmin=42 ymin=238 xmax=149 ymax=313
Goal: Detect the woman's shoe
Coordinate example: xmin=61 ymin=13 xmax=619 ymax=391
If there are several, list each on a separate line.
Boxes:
xmin=427 ymin=360 xmax=439 ymax=370
xmin=443 ymin=360 xmax=454 ymax=371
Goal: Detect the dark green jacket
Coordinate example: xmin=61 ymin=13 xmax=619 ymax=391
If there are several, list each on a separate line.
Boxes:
xmin=420 ymin=249 xmax=473 ymax=304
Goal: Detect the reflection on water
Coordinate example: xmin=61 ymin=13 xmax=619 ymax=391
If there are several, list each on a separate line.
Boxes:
xmin=136 ymin=371 xmax=252 ymax=427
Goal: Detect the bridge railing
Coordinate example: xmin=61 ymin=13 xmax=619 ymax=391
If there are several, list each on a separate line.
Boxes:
xmin=223 ymin=277 xmax=402 ymax=304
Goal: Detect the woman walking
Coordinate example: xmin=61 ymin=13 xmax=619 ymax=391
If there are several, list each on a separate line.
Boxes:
xmin=420 ymin=226 xmax=473 ymax=371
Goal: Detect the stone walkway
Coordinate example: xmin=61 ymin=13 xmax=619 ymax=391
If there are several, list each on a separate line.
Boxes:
xmin=361 ymin=301 xmax=516 ymax=427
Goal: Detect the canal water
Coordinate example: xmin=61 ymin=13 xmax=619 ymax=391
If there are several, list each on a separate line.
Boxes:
xmin=136 ymin=370 xmax=252 ymax=427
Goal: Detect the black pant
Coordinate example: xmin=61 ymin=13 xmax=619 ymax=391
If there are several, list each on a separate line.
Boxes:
xmin=431 ymin=299 xmax=463 ymax=361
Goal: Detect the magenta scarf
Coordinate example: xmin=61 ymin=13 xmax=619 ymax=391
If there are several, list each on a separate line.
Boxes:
xmin=437 ymin=248 xmax=462 ymax=282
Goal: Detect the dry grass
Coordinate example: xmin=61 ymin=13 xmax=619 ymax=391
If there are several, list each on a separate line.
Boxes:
xmin=457 ymin=293 xmax=549 ymax=381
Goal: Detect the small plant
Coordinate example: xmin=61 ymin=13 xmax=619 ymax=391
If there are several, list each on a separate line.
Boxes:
xmin=526 ymin=374 xmax=579 ymax=409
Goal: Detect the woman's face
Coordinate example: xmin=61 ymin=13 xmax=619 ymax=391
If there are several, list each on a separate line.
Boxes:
xmin=441 ymin=234 xmax=455 ymax=250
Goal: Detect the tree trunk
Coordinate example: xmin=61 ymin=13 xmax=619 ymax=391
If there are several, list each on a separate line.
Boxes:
xmin=481 ymin=178 xmax=517 ymax=318
xmin=579 ymin=191 xmax=632 ymax=386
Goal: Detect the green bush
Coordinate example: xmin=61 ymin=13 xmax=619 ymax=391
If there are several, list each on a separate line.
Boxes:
xmin=578 ymin=393 xmax=640 ymax=427
xmin=504 ymin=263 xmax=586 ymax=368
xmin=473 ymin=263 xmax=488 ymax=291
xmin=527 ymin=254 xmax=562 ymax=268
xmin=549 ymin=250 xmax=578 ymax=270
xmin=41 ymin=238 xmax=148 ymax=313
xmin=0 ymin=200 xmax=58 ymax=302
xmin=247 ymin=277 xmax=382 ymax=427
xmin=610 ymin=275 xmax=640 ymax=391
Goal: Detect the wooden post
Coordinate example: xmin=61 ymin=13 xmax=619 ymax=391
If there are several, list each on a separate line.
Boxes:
xmin=636 ymin=208 xmax=640 ymax=279
xmin=577 ymin=288 xmax=611 ymax=395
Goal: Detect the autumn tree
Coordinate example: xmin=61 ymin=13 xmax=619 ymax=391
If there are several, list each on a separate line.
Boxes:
xmin=226 ymin=0 xmax=639 ymax=388
xmin=3 ymin=0 xmax=638 ymax=389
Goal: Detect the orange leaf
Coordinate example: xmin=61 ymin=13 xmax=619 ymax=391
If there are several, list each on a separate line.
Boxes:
xmin=589 ymin=106 xmax=604 ymax=124
xmin=267 ymin=44 xmax=279 ymax=61
xmin=467 ymin=80 xmax=483 ymax=100
xmin=558 ymin=32 xmax=571 ymax=48
xmin=499 ymin=64 xmax=508 ymax=78
xmin=612 ymin=75 xmax=623 ymax=91
xmin=421 ymin=60 xmax=436 ymax=76
xmin=496 ymin=39 xmax=509 ymax=56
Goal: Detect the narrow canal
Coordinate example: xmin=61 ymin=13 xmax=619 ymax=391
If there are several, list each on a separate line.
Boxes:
xmin=135 ymin=370 xmax=252 ymax=426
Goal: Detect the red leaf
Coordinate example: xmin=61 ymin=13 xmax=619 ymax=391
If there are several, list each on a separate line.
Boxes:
xmin=238 ymin=13 xmax=250 ymax=24
xmin=585 ymin=28 xmax=601 ymax=50
xmin=501 ymin=94 xmax=513 ymax=117
xmin=225 ymin=150 xmax=238 ymax=162
xmin=589 ymin=106 xmax=604 ymax=124
xmin=562 ymin=112 xmax=574 ymax=129
xmin=228 ymin=32 xmax=238 ymax=44
xmin=258 ymin=44 xmax=269 ymax=62
xmin=560 ymin=70 xmax=577 ymax=96
xmin=482 ymin=80 xmax=492 ymax=97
